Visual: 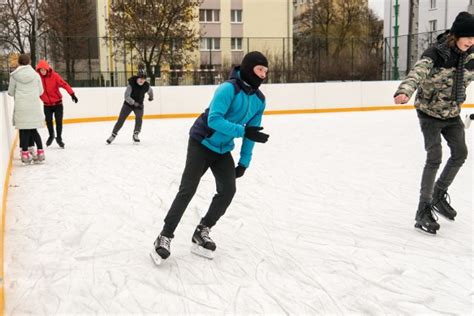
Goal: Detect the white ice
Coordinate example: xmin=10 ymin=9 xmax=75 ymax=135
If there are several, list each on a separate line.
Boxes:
xmin=5 ymin=110 xmax=473 ymax=315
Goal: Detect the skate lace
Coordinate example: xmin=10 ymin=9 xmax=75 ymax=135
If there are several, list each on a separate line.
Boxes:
xmin=200 ymin=226 xmax=212 ymax=241
xmin=159 ymin=236 xmax=171 ymax=249
xmin=434 ymin=190 xmax=454 ymax=211
xmin=426 ymin=205 xmax=438 ymax=222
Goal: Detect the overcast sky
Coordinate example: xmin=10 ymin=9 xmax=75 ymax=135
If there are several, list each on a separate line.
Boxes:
xmin=369 ymin=0 xmax=384 ymax=19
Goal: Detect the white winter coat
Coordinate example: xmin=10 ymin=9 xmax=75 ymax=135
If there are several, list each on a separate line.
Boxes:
xmin=7 ymin=65 xmax=45 ymax=129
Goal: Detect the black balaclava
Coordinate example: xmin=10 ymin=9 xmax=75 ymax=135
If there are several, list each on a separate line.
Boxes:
xmin=240 ymin=51 xmax=268 ymax=89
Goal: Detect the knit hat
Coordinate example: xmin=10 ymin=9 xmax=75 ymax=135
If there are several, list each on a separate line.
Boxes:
xmin=137 ymin=68 xmax=147 ymax=79
xmin=451 ymin=12 xmax=474 ymax=37
xmin=240 ymin=51 xmax=268 ymax=89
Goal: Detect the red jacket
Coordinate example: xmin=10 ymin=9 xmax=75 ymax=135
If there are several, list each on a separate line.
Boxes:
xmin=36 ymin=60 xmax=75 ymax=106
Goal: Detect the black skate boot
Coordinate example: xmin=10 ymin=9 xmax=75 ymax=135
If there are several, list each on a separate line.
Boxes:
xmin=191 ymin=224 xmax=216 ymax=259
xmin=432 ymin=186 xmax=457 ymax=221
xmin=46 ymin=136 xmax=54 ymax=147
xmin=106 ymin=133 xmax=117 ymax=144
xmin=150 ymin=235 xmax=172 ymax=266
xmin=133 ymin=131 xmax=140 ymax=143
xmin=414 ymin=202 xmax=440 ymax=235
xmin=56 ymin=137 xmax=65 ymax=148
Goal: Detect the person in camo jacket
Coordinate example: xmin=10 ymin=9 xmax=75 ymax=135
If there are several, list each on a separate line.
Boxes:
xmin=394 ymin=11 xmax=474 ymax=235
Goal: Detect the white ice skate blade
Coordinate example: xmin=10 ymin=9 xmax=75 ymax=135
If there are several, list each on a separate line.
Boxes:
xmin=414 ymin=225 xmax=437 ymax=236
xmin=190 ymin=244 xmax=215 ymax=259
xmin=150 ymin=248 xmax=163 ymax=266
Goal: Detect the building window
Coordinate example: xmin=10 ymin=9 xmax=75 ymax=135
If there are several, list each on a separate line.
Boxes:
xmin=199 ymin=9 xmax=220 ymax=22
xmin=429 ymin=20 xmax=437 ymax=32
xmin=430 ymin=0 xmax=436 ymax=9
xmin=231 ymin=10 xmax=242 ymax=23
xmin=200 ymin=38 xmax=221 ymax=51
xmin=231 ymin=38 xmax=242 ymax=50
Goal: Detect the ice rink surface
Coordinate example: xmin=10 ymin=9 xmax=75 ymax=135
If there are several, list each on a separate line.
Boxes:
xmin=5 ymin=110 xmax=473 ymax=315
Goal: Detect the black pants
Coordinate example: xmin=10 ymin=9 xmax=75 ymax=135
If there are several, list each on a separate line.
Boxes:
xmin=19 ymin=129 xmax=43 ymax=151
xmin=112 ymin=102 xmax=144 ymax=135
xmin=44 ymin=104 xmax=64 ymax=140
xmin=161 ymin=138 xmax=237 ymax=238
xmin=417 ymin=111 xmax=468 ymax=203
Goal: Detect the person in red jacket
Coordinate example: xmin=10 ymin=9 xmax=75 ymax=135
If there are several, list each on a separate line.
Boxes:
xmin=36 ymin=60 xmax=78 ymax=148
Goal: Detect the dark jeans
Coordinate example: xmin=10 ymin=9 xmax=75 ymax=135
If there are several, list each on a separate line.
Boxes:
xmin=19 ymin=129 xmax=43 ymax=151
xmin=112 ymin=102 xmax=144 ymax=135
xmin=417 ymin=110 xmax=468 ymax=203
xmin=44 ymin=104 xmax=64 ymax=140
xmin=161 ymin=138 xmax=237 ymax=238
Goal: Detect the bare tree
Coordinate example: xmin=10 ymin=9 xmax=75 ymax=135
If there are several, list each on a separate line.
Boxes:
xmin=294 ymin=1 xmax=383 ymax=81
xmin=107 ymin=0 xmax=201 ymax=85
xmin=41 ymin=0 xmax=96 ymax=82
xmin=0 ymin=0 xmax=45 ymax=65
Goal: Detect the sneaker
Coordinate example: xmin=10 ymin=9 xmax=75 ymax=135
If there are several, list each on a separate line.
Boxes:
xmin=28 ymin=146 xmax=37 ymax=160
xmin=133 ymin=131 xmax=140 ymax=143
xmin=56 ymin=137 xmax=65 ymax=148
xmin=154 ymin=235 xmax=172 ymax=259
xmin=192 ymin=224 xmax=216 ymax=251
xmin=35 ymin=149 xmax=45 ymax=162
xmin=106 ymin=133 xmax=116 ymax=144
xmin=46 ymin=136 xmax=54 ymax=147
xmin=415 ymin=202 xmax=440 ymax=234
xmin=20 ymin=151 xmax=32 ymax=164
xmin=432 ymin=186 xmax=457 ymax=220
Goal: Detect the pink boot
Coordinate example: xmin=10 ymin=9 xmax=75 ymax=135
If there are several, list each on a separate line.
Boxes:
xmin=35 ymin=149 xmax=45 ymax=162
xmin=21 ymin=151 xmax=32 ymax=164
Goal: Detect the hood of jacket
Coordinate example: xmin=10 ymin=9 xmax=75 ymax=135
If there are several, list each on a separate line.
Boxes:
xmin=11 ymin=65 xmax=38 ymax=84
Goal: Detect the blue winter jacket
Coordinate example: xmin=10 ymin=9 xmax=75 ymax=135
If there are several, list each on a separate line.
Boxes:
xmin=189 ymin=66 xmax=266 ymax=168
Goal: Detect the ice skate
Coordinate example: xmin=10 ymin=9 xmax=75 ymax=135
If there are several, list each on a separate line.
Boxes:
xmin=191 ymin=224 xmax=216 ymax=259
xmin=150 ymin=235 xmax=172 ymax=266
xmin=46 ymin=136 xmax=54 ymax=147
xmin=34 ymin=149 xmax=45 ymax=163
xmin=432 ymin=187 xmax=457 ymax=221
xmin=56 ymin=137 xmax=65 ymax=149
xmin=133 ymin=131 xmax=140 ymax=144
xmin=414 ymin=202 xmax=440 ymax=235
xmin=20 ymin=151 xmax=32 ymax=165
xmin=106 ymin=133 xmax=116 ymax=144
xmin=28 ymin=146 xmax=37 ymax=161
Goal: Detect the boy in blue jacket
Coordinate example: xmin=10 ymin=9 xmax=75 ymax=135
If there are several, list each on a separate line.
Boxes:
xmin=151 ymin=52 xmax=269 ymax=262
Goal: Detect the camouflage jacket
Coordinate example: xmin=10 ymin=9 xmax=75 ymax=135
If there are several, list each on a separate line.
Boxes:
xmin=395 ymin=36 xmax=474 ymax=119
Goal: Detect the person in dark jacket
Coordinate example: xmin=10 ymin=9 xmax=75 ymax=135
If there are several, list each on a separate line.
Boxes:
xmin=106 ymin=68 xmax=154 ymax=144
xmin=150 ymin=51 xmax=270 ymax=264
xmin=36 ymin=59 xmax=78 ymax=148
xmin=394 ymin=12 xmax=474 ymax=234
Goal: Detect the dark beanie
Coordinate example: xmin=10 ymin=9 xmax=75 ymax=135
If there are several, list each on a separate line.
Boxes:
xmin=451 ymin=11 xmax=474 ymax=37
xmin=240 ymin=51 xmax=268 ymax=89
xmin=137 ymin=68 xmax=146 ymax=79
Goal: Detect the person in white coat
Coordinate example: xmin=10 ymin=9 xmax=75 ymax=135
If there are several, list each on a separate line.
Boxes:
xmin=8 ymin=54 xmax=46 ymax=164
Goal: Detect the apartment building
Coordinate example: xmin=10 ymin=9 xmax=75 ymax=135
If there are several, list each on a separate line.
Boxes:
xmin=96 ymin=0 xmax=292 ymax=85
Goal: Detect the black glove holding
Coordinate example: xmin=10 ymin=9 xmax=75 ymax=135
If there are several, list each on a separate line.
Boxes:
xmin=235 ymin=165 xmax=246 ymax=178
xmin=244 ymin=126 xmax=269 ymax=143
xmin=148 ymin=97 xmax=153 ymax=102
xmin=71 ymin=94 xmax=78 ymax=103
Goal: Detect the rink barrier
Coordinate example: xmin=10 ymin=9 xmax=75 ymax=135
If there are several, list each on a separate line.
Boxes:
xmin=0 ymin=133 xmax=17 ymax=314
xmin=61 ymin=104 xmax=474 ymax=124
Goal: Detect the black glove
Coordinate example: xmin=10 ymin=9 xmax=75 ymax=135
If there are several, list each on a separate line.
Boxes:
xmin=71 ymin=94 xmax=78 ymax=103
xmin=244 ymin=126 xmax=269 ymax=143
xmin=148 ymin=97 xmax=153 ymax=102
xmin=235 ymin=165 xmax=246 ymax=178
